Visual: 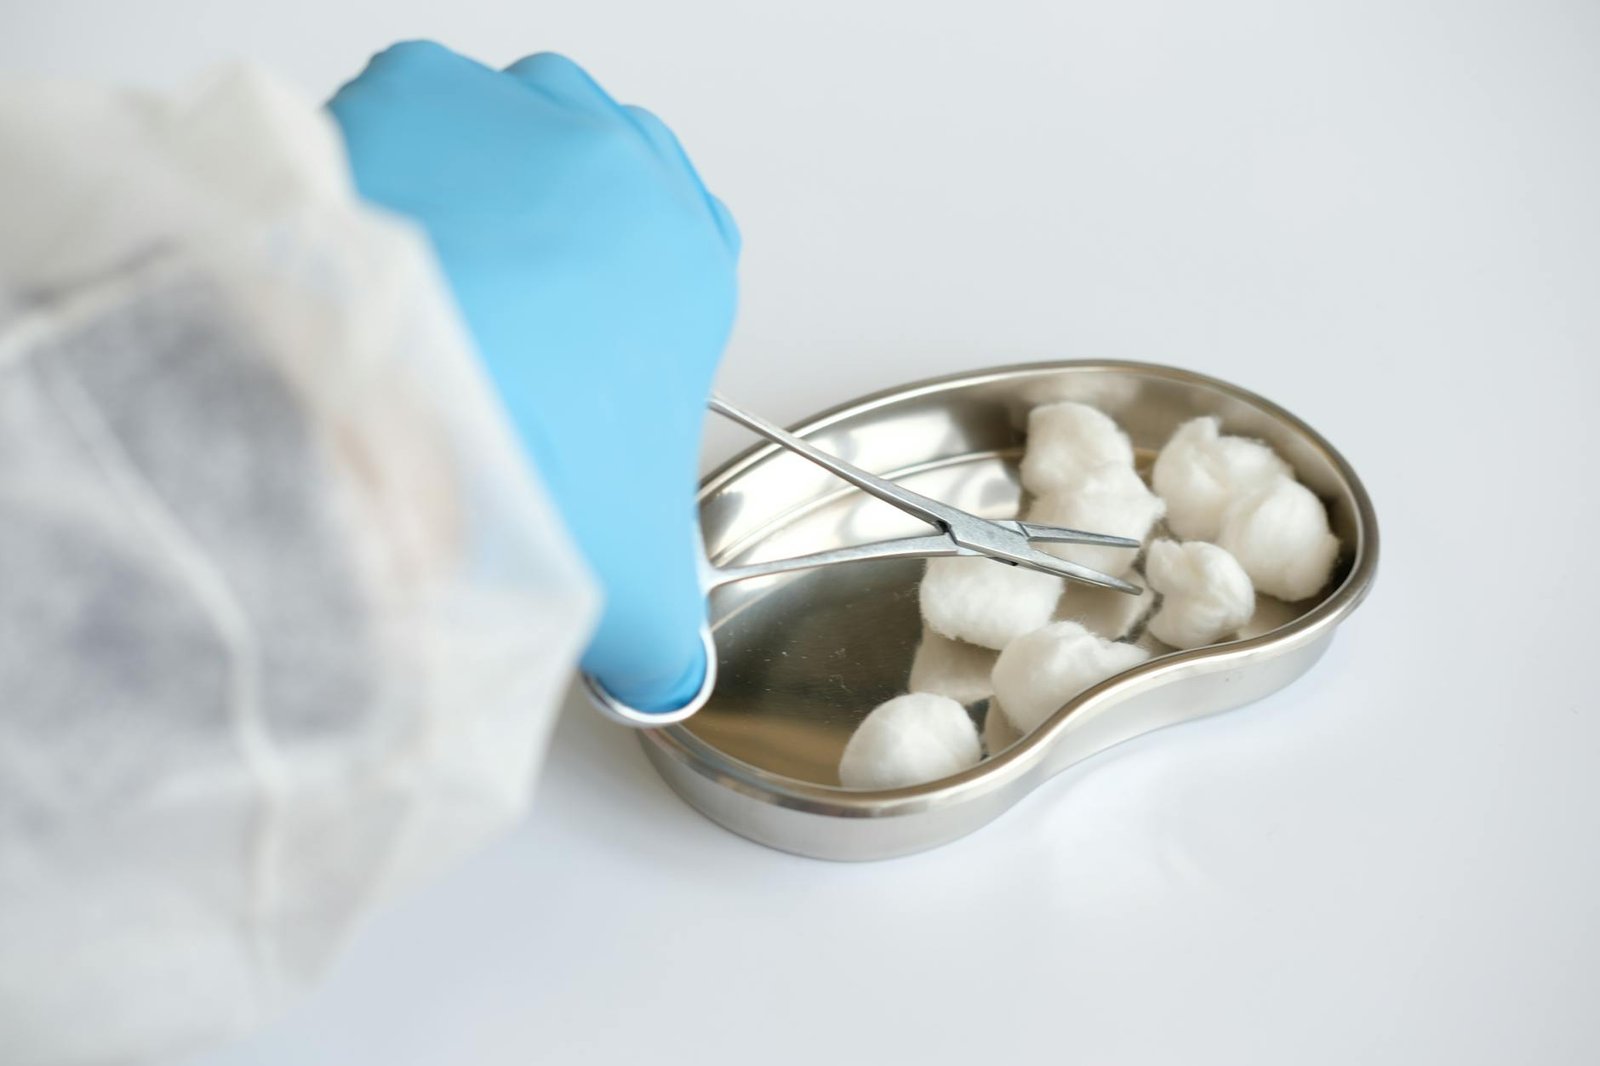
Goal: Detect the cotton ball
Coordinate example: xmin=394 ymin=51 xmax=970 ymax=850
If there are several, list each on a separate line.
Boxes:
xmin=1217 ymin=476 xmax=1341 ymax=601
xmin=1028 ymin=464 xmax=1164 ymax=578
xmin=1019 ymin=402 xmax=1135 ymax=497
xmin=837 ymin=693 xmax=982 ymax=790
xmin=1144 ymin=539 xmax=1255 ymax=649
xmin=991 ymin=621 xmax=1151 ymax=736
xmin=1151 ymin=417 xmax=1291 ymax=541
xmin=1055 ymin=576 xmax=1155 ymax=640
xmin=982 ymin=701 xmax=1023 ymax=757
xmin=919 ymin=556 xmax=1064 ymax=651
xmin=908 ymin=629 xmax=997 ymax=705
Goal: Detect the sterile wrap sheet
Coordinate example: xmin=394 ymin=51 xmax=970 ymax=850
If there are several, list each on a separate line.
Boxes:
xmin=0 ymin=67 xmax=598 ymax=1064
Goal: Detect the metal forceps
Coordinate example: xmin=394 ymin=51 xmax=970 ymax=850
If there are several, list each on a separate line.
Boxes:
xmin=583 ymin=394 xmax=1142 ymax=727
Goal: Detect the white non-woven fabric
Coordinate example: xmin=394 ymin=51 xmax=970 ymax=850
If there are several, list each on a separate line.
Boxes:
xmin=0 ymin=68 xmax=598 ymax=1066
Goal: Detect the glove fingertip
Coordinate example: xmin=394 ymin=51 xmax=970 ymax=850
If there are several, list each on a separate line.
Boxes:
xmin=503 ymin=52 xmax=618 ymax=113
xmin=641 ymin=641 xmax=711 ymax=714
xmin=366 ymin=39 xmax=462 ymax=75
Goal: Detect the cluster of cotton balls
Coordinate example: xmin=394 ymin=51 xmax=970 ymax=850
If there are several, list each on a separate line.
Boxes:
xmin=1152 ymin=416 xmax=1339 ymax=602
xmin=837 ymin=402 xmax=1340 ymax=791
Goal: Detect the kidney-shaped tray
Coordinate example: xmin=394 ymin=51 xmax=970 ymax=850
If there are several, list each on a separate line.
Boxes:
xmin=639 ymin=362 xmax=1378 ymax=860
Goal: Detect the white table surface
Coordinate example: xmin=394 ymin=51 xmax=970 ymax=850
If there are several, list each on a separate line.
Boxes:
xmin=6 ymin=2 xmax=1598 ymax=1063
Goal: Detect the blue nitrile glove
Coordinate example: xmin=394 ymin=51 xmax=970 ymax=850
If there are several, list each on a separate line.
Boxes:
xmin=329 ymin=42 xmax=739 ymax=712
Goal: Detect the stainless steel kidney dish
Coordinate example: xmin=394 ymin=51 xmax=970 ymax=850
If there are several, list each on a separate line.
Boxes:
xmin=639 ymin=362 xmax=1379 ymax=861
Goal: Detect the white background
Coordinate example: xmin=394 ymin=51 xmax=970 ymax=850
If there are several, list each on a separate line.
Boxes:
xmin=5 ymin=1 xmax=1599 ymax=1063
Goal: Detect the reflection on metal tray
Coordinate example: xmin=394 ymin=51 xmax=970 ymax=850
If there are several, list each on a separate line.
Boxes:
xmin=639 ymin=362 xmax=1379 ymax=861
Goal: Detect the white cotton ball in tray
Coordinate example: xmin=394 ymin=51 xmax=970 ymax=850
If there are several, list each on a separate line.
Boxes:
xmin=991 ymin=621 xmax=1151 ymax=736
xmin=837 ymin=693 xmax=982 ymax=790
xmin=1019 ymin=401 xmax=1135 ymax=497
xmin=1152 ymin=416 xmax=1292 ymax=541
xmin=1217 ymin=476 xmax=1340 ymax=602
xmin=1143 ymin=539 xmax=1255 ymax=650
xmin=1055 ymin=575 xmax=1155 ymax=640
xmin=982 ymin=700 xmax=1023 ymax=757
xmin=1027 ymin=464 xmax=1165 ymax=579
xmin=908 ymin=629 xmax=997 ymax=705
xmin=919 ymin=555 xmax=1064 ymax=651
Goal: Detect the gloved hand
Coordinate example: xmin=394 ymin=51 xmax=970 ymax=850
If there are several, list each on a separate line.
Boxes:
xmin=329 ymin=41 xmax=739 ymax=712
